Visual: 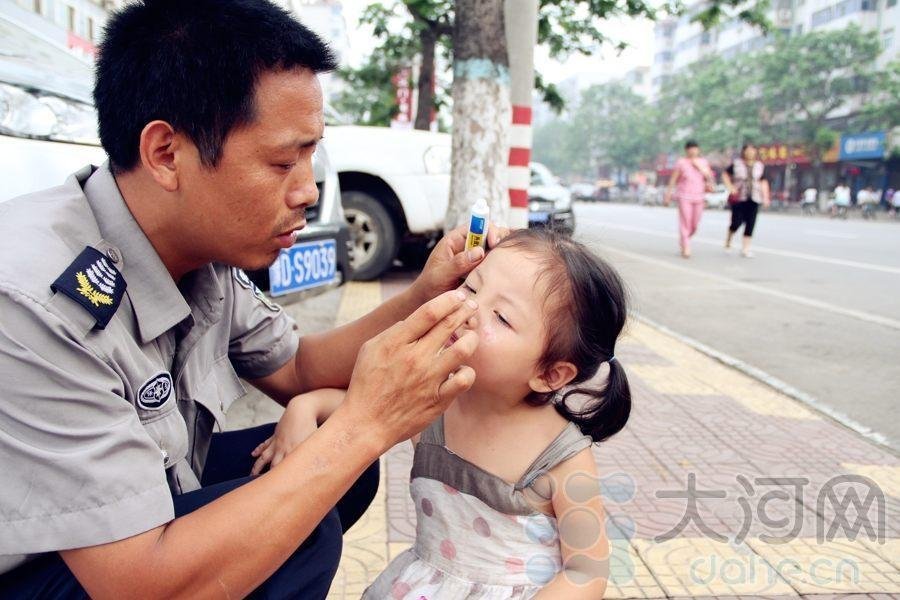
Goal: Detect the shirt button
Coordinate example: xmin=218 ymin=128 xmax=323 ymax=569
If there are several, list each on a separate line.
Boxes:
xmin=106 ymin=247 xmax=121 ymax=264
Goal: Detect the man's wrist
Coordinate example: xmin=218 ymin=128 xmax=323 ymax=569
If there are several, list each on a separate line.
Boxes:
xmin=401 ymin=280 xmax=433 ymax=312
xmin=325 ymin=402 xmax=391 ymax=459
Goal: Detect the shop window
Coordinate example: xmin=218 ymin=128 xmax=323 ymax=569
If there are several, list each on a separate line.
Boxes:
xmin=67 ymin=6 xmax=76 ymax=32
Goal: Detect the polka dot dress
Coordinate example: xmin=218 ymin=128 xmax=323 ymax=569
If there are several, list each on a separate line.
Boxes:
xmin=362 ymin=418 xmax=593 ymax=599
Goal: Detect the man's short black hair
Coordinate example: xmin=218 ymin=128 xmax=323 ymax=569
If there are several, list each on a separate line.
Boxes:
xmin=684 ymin=140 xmax=699 ymax=150
xmin=95 ymin=0 xmax=337 ymax=172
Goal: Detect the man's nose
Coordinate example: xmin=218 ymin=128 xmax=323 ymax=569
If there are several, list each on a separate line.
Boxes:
xmin=286 ymin=166 xmax=318 ymax=210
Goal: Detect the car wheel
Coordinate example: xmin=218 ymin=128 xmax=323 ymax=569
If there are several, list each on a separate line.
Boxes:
xmin=342 ymin=190 xmax=399 ymax=280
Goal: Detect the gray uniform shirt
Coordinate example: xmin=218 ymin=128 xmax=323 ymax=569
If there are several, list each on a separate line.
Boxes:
xmin=0 ymin=164 xmax=300 ymax=574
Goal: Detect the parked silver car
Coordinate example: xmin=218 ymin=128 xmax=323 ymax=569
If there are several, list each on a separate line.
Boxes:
xmin=0 ymin=14 xmax=350 ymax=301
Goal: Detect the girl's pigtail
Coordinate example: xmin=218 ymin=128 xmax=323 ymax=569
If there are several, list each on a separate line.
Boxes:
xmin=556 ymin=357 xmax=631 ymax=443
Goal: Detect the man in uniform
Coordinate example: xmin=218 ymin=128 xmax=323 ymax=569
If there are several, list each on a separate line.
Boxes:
xmin=0 ymin=1 xmax=494 ymax=597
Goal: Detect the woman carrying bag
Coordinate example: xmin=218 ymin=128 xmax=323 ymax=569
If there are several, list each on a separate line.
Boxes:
xmin=722 ymin=143 xmax=770 ymax=258
xmin=665 ymin=140 xmax=715 ymax=258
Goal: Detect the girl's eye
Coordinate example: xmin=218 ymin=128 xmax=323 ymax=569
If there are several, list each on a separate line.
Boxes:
xmin=495 ymin=311 xmax=512 ymax=328
xmin=463 ymin=283 xmax=476 ymax=294
xmin=276 ymin=163 xmax=296 ymax=172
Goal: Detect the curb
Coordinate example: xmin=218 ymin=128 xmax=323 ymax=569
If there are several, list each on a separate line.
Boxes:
xmin=631 ymin=311 xmax=899 ymax=457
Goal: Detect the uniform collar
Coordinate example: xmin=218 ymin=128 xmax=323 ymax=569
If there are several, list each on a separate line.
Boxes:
xmin=79 ymin=163 xmax=194 ymax=344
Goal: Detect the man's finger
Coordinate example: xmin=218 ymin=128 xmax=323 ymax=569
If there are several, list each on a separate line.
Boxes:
xmin=419 ymin=297 xmax=478 ymax=354
xmin=434 ymin=330 xmax=478 ymax=376
xmin=443 ymin=225 xmax=467 ymax=254
xmin=437 ymin=365 xmax=476 ymax=405
xmin=400 ymin=289 xmax=472 ymax=342
xmin=486 ymin=223 xmax=510 ymax=248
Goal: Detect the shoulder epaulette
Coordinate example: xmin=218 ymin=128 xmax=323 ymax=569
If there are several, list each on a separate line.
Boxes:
xmin=51 ymin=246 xmax=126 ymax=329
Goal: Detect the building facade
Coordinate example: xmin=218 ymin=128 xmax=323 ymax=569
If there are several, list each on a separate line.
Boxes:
xmin=650 ymin=0 xmax=899 ymax=202
xmin=650 ymin=0 xmax=899 ymax=99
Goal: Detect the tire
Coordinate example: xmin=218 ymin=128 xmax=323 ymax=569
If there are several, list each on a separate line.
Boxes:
xmin=342 ymin=190 xmax=399 ymax=280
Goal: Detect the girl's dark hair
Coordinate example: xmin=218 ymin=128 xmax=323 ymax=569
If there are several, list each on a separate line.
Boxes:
xmin=496 ymin=229 xmax=631 ymax=443
xmin=95 ymin=0 xmax=337 ymax=172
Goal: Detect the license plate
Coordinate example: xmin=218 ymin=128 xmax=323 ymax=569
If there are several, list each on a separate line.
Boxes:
xmin=529 ymin=211 xmax=549 ymax=223
xmin=268 ymin=239 xmax=338 ymax=297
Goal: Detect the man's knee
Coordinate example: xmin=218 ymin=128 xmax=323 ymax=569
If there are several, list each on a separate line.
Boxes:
xmin=253 ymin=509 xmax=343 ymax=600
xmin=337 ymin=461 xmax=380 ymax=533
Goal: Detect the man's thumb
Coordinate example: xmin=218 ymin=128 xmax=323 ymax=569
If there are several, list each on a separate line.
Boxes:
xmin=461 ymin=246 xmax=484 ymax=267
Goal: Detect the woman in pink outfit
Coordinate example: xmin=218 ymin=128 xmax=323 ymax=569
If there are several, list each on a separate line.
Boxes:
xmin=665 ymin=140 xmax=715 ymax=258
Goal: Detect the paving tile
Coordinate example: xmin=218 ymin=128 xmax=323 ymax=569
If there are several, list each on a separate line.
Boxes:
xmin=242 ymin=283 xmax=900 ymax=599
xmin=746 ymin=537 xmax=900 ymax=594
xmin=633 ymin=537 xmax=797 ymax=596
xmin=328 ymin=455 xmax=389 ymax=600
xmin=604 ymin=539 xmax=667 ymax=599
xmin=617 ymin=340 xmax=676 ymax=367
xmin=628 ymin=364 xmax=721 ymax=396
xmin=334 ymin=280 xmax=384 ymax=325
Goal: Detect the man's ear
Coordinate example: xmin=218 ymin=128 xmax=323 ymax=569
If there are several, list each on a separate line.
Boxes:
xmin=528 ymin=361 xmax=578 ymax=394
xmin=138 ymin=120 xmax=182 ymax=192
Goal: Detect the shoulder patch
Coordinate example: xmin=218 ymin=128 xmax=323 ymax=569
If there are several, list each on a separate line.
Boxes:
xmin=232 ymin=267 xmax=281 ymax=313
xmin=51 ymin=246 xmax=126 ymax=329
xmin=138 ymin=372 xmax=173 ymax=410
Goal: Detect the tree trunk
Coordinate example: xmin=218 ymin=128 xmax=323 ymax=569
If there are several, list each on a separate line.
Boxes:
xmin=445 ymin=0 xmax=511 ymax=232
xmin=415 ymin=27 xmax=436 ymax=131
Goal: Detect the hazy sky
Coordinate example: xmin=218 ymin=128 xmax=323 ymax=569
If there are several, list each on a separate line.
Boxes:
xmin=337 ymin=0 xmax=654 ymax=85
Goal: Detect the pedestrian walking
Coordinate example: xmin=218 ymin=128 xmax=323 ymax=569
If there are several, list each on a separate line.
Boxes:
xmin=832 ymin=180 xmax=851 ymax=218
xmin=664 ymin=140 xmax=715 ymax=258
xmin=722 ymin=143 xmax=770 ymax=258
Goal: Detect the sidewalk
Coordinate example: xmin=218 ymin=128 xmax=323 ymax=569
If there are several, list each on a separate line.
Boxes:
xmin=228 ymin=274 xmax=900 ymax=599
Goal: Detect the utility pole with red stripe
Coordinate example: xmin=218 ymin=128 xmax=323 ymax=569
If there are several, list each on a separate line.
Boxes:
xmin=505 ymin=0 xmax=539 ymax=230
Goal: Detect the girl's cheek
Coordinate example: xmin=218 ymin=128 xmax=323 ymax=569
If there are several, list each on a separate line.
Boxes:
xmin=479 ymin=323 xmax=499 ymax=346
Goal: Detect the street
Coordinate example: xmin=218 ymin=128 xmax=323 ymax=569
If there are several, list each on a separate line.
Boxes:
xmin=574 ymin=201 xmax=900 ymax=451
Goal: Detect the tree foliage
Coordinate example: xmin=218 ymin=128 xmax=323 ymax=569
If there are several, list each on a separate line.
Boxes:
xmin=533 ymin=82 xmax=655 ymax=178
xmin=533 ymin=25 xmax=895 ymax=180
xmin=758 ymin=25 xmax=881 ymax=162
xmin=333 ymin=0 xmax=728 ymax=124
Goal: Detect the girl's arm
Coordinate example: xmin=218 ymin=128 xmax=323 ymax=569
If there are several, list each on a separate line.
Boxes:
xmin=251 ymin=388 xmax=347 ymax=474
xmin=533 ymin=448 xmax=610 ymax=599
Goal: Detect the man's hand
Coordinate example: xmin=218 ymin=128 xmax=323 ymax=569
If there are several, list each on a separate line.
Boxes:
xmin=339 ymin=289 xmax=479 ymax=450
xmin=410 ymin=223 xmax=509 ymax=304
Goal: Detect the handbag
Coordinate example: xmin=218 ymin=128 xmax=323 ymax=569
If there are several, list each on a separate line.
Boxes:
xmin=727 ymin=190 xmax=741 ymax=206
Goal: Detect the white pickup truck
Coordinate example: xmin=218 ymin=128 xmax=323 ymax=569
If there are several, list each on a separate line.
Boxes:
xmin=323 ymin=121 xmax=451 ymax=279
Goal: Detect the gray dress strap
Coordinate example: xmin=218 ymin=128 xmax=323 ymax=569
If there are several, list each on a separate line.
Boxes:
xmin=417 ymin=414 xmax=446 ymax=446
xmin=515 ymin=422 xmax=593 ymax=490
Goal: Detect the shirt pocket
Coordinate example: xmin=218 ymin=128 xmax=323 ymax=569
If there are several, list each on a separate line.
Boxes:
xmin=190 ymin=355 xmax=247 ymax=429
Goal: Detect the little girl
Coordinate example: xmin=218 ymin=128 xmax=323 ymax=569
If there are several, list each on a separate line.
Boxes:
xmin=252 ymin=229 xmax=631 ymax=598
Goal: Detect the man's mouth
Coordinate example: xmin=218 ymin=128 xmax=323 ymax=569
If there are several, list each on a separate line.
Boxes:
xmin=274 ymin=216 xmax=307 ymax=248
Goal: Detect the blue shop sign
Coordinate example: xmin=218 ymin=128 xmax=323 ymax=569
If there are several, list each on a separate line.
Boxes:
xmin=839 ymin=131 xmax=886 ymax=160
